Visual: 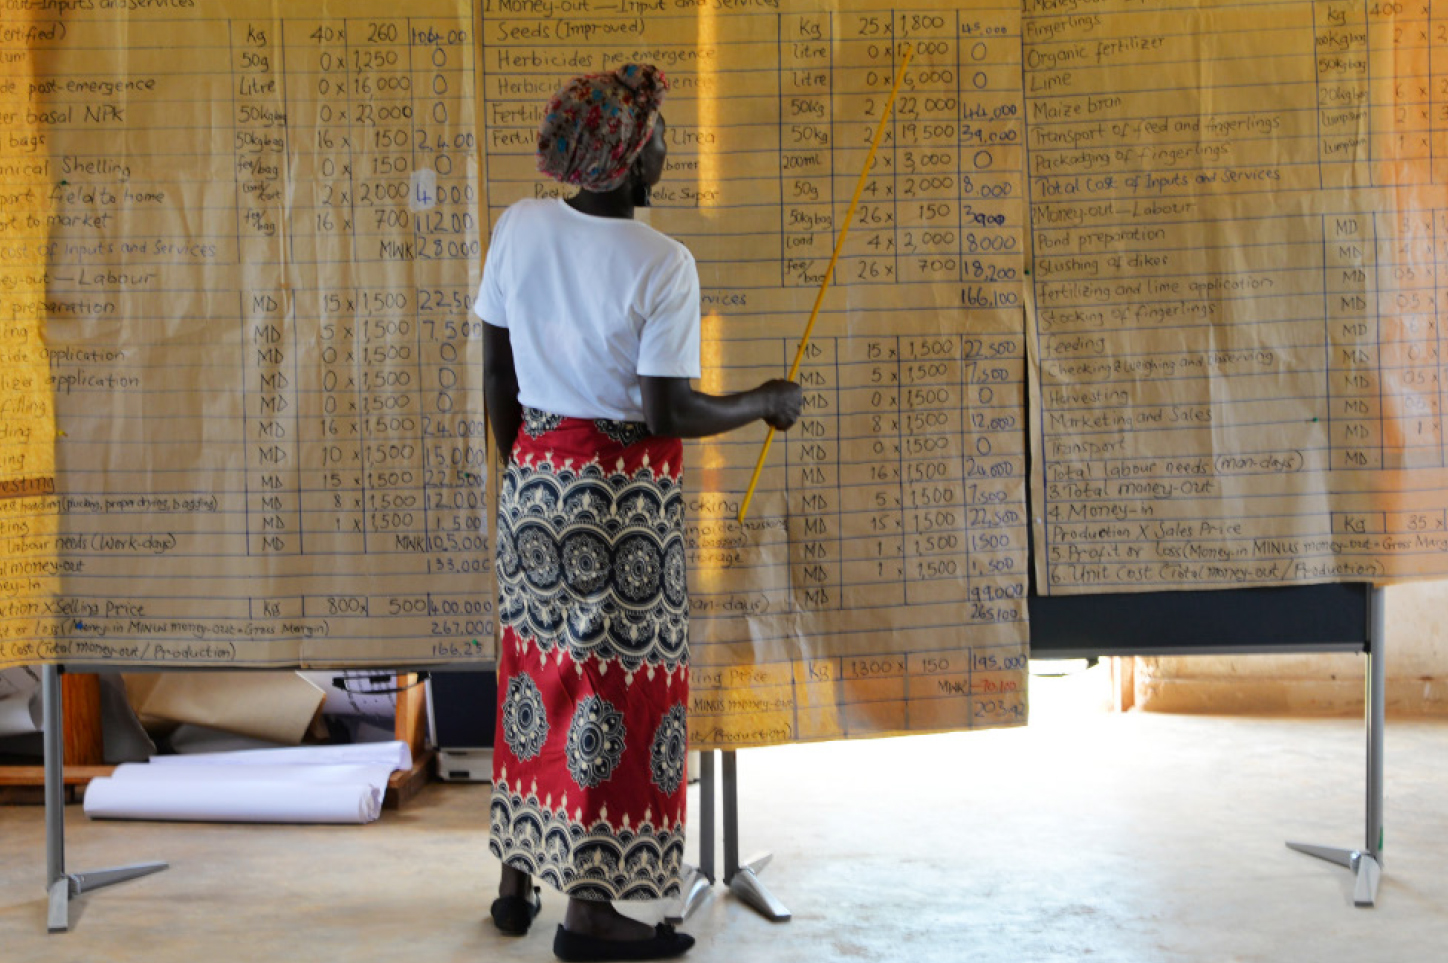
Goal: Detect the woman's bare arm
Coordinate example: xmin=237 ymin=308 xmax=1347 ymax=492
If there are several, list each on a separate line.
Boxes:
xmin=482 ymin=322 xmax=522 ymax=458
xmin=639 ymin=376 xmax=802 ymax=439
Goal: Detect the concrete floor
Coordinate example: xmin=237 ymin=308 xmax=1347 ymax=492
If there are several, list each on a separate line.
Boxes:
xmin=2 ymin=673 xmax=1446 ymax=963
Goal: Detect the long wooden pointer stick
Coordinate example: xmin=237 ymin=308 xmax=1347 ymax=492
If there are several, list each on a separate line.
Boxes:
xmin=736 ymin=45 xmax=914 ymax=524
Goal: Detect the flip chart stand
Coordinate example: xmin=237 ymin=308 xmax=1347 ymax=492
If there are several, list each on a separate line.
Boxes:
xmin=1286 ymin=588 xmax=1386 ymax=907
xmin=41 ymin=665 xmax=168 ymax=933
xmin=1032 ymin=582 xmax=1386 ymax=909
xmin=667 ymin=749 xmax=790 ymax=925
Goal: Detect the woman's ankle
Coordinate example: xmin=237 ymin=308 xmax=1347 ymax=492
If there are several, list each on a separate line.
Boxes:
xmin=498 ymin=863 xmax=532 ymax=900
xmin=563 ymin=898 xmax=654 ymax=940
xmin=563 ymin=896 xmax=606 ymax=932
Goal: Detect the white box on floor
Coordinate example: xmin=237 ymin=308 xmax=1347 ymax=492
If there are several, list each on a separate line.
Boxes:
xmin=435 ymin=747 xmax=493 ymax=783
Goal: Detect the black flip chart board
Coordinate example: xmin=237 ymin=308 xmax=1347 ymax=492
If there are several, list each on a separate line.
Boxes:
xmin=1028 ymin=582 xmax=1371 ymax=659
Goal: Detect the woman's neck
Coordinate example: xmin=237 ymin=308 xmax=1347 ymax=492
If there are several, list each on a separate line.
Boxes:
xmin=565 ymin=184 xmax=635 ymax=220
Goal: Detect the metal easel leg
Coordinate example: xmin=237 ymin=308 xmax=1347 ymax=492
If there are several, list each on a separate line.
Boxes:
xmin=666 ymin=749 xmax=716 ymax=924
xmin=43 ymin=665 xmax=168 ymax=933
xmin=722 ymin=750 xmax=790 ymax=922
xmin=1286 ymin=585 xmax=1385 ymax=908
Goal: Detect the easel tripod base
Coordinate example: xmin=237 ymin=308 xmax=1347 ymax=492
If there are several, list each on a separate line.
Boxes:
xmin=727 ymin=853 xmax=789 ymax=922
xmin=47 ymin=862 xmax=169 ymax=933
xmin=668 ymin=864 xmax=714 ymax=924
xmin=1285 ymin=843 xmax=1381 ymax=907
xmin=665 ymin=750 xmax=790 ymax=925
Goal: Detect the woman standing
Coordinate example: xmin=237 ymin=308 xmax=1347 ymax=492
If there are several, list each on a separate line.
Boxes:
xmin=477 ymin=64 xmax=802 ymax=962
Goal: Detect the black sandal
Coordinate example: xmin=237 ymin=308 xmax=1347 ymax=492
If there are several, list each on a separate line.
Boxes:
xmin=490 ymin=886 xmax=542 ymax=935
xmin=552 ymin=922 xmax=695 ymax=961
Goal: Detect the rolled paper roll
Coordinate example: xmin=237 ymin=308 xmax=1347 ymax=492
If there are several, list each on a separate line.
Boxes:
xmin=146 ymin=740 xmax=411 ymax=771
xmin=84 ymin=770 xmax=381 ymax=824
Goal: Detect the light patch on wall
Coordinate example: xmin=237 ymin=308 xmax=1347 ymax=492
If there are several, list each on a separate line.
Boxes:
xmin=694 ymin=8 xmax=719 ymax=209
xmin=698 ymin=314 xmax=725 ymax=393
xmin=0 ymin=1 xmax=60 ymax=669
xmin=694 ymin=315 xmax=733 ymax=482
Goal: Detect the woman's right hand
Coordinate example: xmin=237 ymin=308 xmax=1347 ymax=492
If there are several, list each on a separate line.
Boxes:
xmin=757 ymin=379 xmax=803 ymax=430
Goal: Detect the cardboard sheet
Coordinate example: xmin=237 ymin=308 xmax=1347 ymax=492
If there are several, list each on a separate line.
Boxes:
xmin=126 ymin=670 xmax=325 ymax=745
xmin=0 ymin=666 xmax=42 ymax=736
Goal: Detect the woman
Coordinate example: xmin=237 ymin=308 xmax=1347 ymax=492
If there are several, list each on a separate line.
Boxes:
xmin=477 ymin=64 xmax=802 ymax=962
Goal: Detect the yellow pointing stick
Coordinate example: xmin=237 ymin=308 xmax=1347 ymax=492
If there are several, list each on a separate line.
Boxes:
xmin=736 ymin=45 xmax=914 ymax=524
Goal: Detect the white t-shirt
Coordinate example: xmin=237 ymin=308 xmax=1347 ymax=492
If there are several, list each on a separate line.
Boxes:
xmin=474 ymin=198 xmax=702 ymax=422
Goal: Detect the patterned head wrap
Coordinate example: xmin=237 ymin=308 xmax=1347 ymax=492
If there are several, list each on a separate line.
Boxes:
xmin=537 ymin=64 xmax=668 ymax=192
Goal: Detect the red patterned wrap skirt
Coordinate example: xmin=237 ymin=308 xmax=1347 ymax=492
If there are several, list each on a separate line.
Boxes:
xmin=490 ymin=407 xmax=689 ymax=901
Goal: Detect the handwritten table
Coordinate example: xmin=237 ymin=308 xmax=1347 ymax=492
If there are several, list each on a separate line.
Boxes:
xmin=3 ymin=1 xmax=493 ymax=667
xmin=479 ymin=1 xmax=1032 ymax=742
xmin=1023 ymin=0 xmax=1448 ymax=592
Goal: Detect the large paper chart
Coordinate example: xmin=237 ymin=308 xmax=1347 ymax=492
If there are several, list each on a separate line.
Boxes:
xmin=1024 ymin=0 xmax=1448 ymax=593
xmin=2 ymin=0 xmax=492 ymax=668
xmin=479 ymin=1 xmax=1032 ymax=743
